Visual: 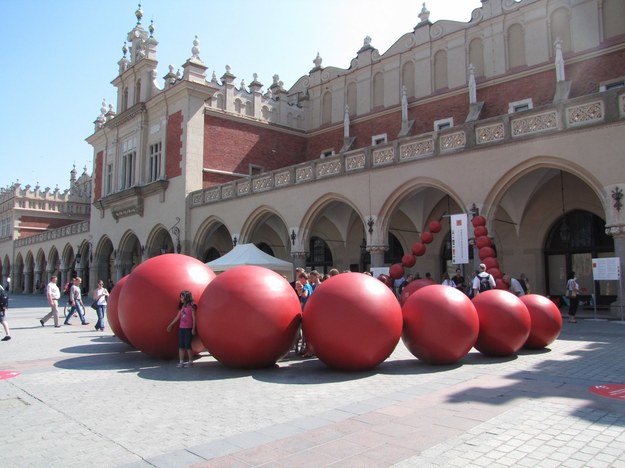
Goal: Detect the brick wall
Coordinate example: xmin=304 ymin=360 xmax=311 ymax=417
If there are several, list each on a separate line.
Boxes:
xmin=166 ymin=111 xmax=183 ymax=179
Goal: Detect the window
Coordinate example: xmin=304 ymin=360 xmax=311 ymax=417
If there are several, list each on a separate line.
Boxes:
xmin=121 ymin=151 xmax=135 ymax=189
xmin=508 ymin=98 xmax=533 ymax=114
xmin=148 ymin=142 xmax=162 ymax=182
xmin=105 ymin=163 xmax=113 ymax=195
xmin=320 ymin=149 xmax=335 ymax=158
xmin=372 ymin=133 xmax=387 ymax=146
xmin=134 ymin=79 xmax=141 ymax=105
xmin=599 ymin=77 xmax=625 ymax=92
xmin=434 ymin=118 xmax=453 ymax=131
xmin=250 ymin=165 xmax=263 ymax=176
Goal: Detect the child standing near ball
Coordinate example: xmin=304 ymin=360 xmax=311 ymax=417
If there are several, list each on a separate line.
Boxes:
xmin=166 ymin=290 xmax=197 ymax=367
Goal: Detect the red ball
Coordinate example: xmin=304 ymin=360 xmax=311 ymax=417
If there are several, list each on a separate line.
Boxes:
xmin=303 ymin=273 xmax=403 ymax=371
xmin=474 ymin=225 xmax=488 ymax=238
xmin=106 ymin=275 xmax=130 ymax=344
xmin=472 ymin=290 xmax=531 ymax=356
xmin=402 ymin=285 xmax=479 ymax=364
xmin=483 ymin=257 xmax=499 ymax=270
xmin=479 ymin=246 xmax=496 ymax=260
xmin=118 ymin=254 xmax=216 ymax=359
xmin=389 ymin=263 xmax=405 ymax=279
xmin=411 ymin=242 xmax=426 ymax=256
xmin=421 ymin=231 xmax=433 ymax=244
xmin=488 ymin=268 xmax=502 ymax=279
xmin=197 ymin=266 xmax=301 ymax=368
xmin=520 ymin=294 xmax=563 ymax=349
xmin=475 ymin=236 xmax=492 ymax=249
xmin=428 ymin=220 xmax=442 ymax=233
xmin=495 ymin=278 xmax=509 ymax=290
xmin=400 ymin=278 xmax=437 ymax=305
xmin=472 ymin=215 xmax=486 ymax=227
xmin=377 ymin=274 xmax=394 ymax=288
xmin=401 ymin=254 xmax=416 ymax=268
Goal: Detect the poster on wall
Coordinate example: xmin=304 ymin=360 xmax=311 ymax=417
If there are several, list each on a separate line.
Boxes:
xmin=592 ymin=257 xmax=621 ymax=280
xmin=451 ymin=213 xmax=469 ymax=264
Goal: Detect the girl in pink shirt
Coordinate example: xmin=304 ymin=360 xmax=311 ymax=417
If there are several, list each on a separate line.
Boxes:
xmin=167 ymin=290 xmax=197 ymax=367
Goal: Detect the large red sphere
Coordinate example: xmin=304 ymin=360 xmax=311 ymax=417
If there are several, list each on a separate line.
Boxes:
xmin=411 ymin=242 xmax=426 ymax=256
xmin=401 ymin=254 xmax=416 ymax=268
xmin=389 ymin=263 xmax=405 ymax=279
xmin=197 ymin=266 xmax=301 ymax=368
xmin=421 ymin=231 xmax=434 ymax=244
xmin=118 ymin=254 xmax=216 ymax=359
xmin=472 ymin=290 xmax=531 ymax=356
xmin=302 ymin=273 xmax=402 ymax=371
xmin=428 ymin=220 xmax=442 ymax=233
xmin=472 ymin=215 xmax=486 ymax=227
xmin=488 ymin=268 xmax=503 ymax=279
xmin=402 ymin=285 xmax=479 ymax=364
xmin=377 ymin=274 xmax=394 ymax=288
xmin=474 ymin=225 xmax=488 ymax=238
xmin=475 ymin=236 xmax=492 ymax=249
xmin=399 ymin=278 xmax=437 ymax=305
xmin=483 ymin=257 xmax=499 ymax=270
xmin=479 ymin=246 xmax=496 ymax=260
xmin=521 ymin=294 xmax=563 ymax=349
xmin=495 ymin=278 xmax=509 ymax=290
xmin=106 ymin=275 xmax=130 ymax=344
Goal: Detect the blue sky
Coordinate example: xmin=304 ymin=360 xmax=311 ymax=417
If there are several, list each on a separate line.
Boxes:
xmin=0 ymin=0 xmax=481 ymax=192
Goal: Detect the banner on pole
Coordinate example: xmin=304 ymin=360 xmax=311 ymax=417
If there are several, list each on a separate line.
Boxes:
xmin=592 ymin=257 xmax=621 ymax=280
xmin=451 ymin=213 xmax=469 ymax=264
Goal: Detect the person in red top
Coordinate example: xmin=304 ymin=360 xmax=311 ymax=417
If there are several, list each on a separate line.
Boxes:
xmin=167 ymin=290 xmax=197 ymax=367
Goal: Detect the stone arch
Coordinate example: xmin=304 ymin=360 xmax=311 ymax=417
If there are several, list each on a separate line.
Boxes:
xmin=118 ymin=230 xmax=142 ymax=276
xmin=401 ymin=60 xmax=416 ymax=98
xmin=507 ymin=23 xmax=526 ymax=69
xmin=93 ymin=236 xmax=115 ymax=284
xmin=468 ymin=37 xmax=485 ymax=77
xmin=145 ymin=224 xmax=174 ymax=258
xmin=240 ymin=205 xmax=290 ymax=253
xmin=193 ymin=215 xmax=233 ymax=262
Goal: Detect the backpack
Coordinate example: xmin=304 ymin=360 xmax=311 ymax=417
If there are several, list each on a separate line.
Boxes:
xmin=0 ymin=290 xmax=8 ymax=310
xmin=478 ymin=273 xmax=492 ymax=293
xmin=63 ymin=283 xmax=71 ymax=296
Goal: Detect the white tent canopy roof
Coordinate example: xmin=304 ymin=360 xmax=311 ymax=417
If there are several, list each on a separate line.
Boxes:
xmin=205 ymin=243 xmax=293 ymax=272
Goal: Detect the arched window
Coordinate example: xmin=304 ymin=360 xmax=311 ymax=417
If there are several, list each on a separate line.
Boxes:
xmin=307 ymin=237 xmax=333 ymax=272
xmin=322 ymin=91 xmax=332 ymax=125
xmin=401 ymin=61 xmax=416 ymax=98
xmin=507 ymin=23 xmax=526 ymax=69
xmin=203 ymin=247 xmax=220 ymax=263
xmin=469 ymin=38 xmax=485 ymax=77
xmin=603 ymin=0 xmax=625 ymax=40
xmin=346 ymin=82 xmax=357 ymax=116
xmin=434 ymin=50 xmax=448 ymax=91
xmin=256 ymin=242 xmax=274 ymax=257
xmin=122 ymin=87 xmax=129 ymax=112
xmin=384 ymin=232 xmax=403 ymax=265
xmin=373 ymin=72 xmax=384 ymax=108
xmin=134 ymin=79 xmax=141 ymax=105
xmin=550 ymin=8 xmax=572 ymax=53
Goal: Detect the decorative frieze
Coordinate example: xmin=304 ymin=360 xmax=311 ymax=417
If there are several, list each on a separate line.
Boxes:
xmin=221 ymin=185 xmax=234 ymax=199
xmin=440 ymin=132 xmax=466 ymax=151
xmin=296 ymin=166 xmax=314 ymax=183
xmin=399 ymin=139 xmax=434 ymax=160
xmin=317 ymin=160 xmax=342 ymax=178
xmin=237 ymin=181 xmax=251 ymax=196
xmin=566 ymin=101 xmax=603 ymax=126
xmin=345 ymin=153 xmax=366 ymax=171
xmin=275 ymin=170 xmax=291 ymax=187
xmin=511 ymin=111 xmax=558 ymax=137
xmin=372 ymin=147 xmax=395 ymax=167
xmin=204 ymin=188 xmax=219 ymax=203
xmin=476 ymin=123 xmax=505 ymax=144
xmin=253 ymin=175 xmax=273 ymax=192
xmin=191 ymin=192 xmax=203 ymax=205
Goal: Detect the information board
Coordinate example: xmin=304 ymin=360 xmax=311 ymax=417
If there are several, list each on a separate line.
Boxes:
xmin=591 ymin=257 xmax=621 ymax=281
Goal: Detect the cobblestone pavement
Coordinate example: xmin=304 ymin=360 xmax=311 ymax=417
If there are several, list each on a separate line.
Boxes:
xmin=1 ymin=294 xmax=625 ymax=467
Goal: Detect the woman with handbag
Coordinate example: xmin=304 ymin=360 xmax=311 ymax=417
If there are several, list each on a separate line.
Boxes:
xmin=566 ymin=272 xmax=580 ymax=323
xmin=92 ymin=280 xmax=110 ymax=331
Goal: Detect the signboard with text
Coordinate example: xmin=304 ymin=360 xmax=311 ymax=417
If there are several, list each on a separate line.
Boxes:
xmin=592 ymin=257 xmax=620 ymax=281
xmin=451 ymin=213 xmax=469 ymax=264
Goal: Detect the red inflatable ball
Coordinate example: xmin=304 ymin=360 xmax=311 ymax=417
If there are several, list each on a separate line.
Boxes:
xmin=474 ymin=225 xmax=488 ymax=238
xmin=118 ymin=254 xmax=216 ymax=359
xmin=400 ymin=278 xmax=437 ymax=305
xmin=475 ymin=236 xmax=492 ymax=249
xmin=389 ymin=263 xmax=405 ymax=279
xmin=302 ymin=272 xmax=403 ymax=371
xmin=488 ymin=268 xmax=503 ymax=279
xmin=472 ymin=290 xmax=531 ymax=356
xmin=521 ymin=294 xmax=563 ymax=349
xmin=411 ymin=242 xmax=426 ymax=256
xmin=428 ymin=220 xmax=442 ymax=233
xmin=421 ymin=231 xmax=434 ymax=244
xmin=106 ymin=274 xmax=130 ymax=344
xmin=402 ymin=285 xmax=479 ymax=364
xmin=495 ymin=278 xmax=509 ymax=290
xmin=482 ymin=257 xmax=499 ymax=270
xmin=479 ymin=246 xmax=496 ymax=260
xmin=401 ymin=254 xmax=416 ymax=268
xmin=377 ymin=273 xmax=394 ymax=289
xmin=472 ymin=215 xmax=486 ymax=227
xmin=197 ymin=265 xmax=301 ymax=368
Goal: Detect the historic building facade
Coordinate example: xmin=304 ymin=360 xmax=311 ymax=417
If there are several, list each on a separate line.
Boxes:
xmin=2 ymin=0 xmax=625 ymax=312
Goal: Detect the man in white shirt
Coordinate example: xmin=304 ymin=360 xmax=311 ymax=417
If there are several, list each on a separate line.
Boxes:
xmin=504 ymin=274 xmax=525 ymax=297
xmin=472 ymin=263 xmax=496 ymax=297
xmin=40 ymin=275 xmax=62 ymax=327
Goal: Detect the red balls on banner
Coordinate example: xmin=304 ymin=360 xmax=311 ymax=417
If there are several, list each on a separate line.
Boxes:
xmin=197 ymin=265 xmax=301 ymax=368
xmin=472 ymin=290 xmax=531 ymax=356
xmin=411 ymin=242 xmax=426 ymax=256
xmin=472 ymin=215 xmax=486 ymax=227
xmin=475 ymin=236 xmax=492 ymax=249
xmin=402 ymin=285 xmax=479 ymax=364
xmin=401 ymin=254 xmax=416 ymax=268
xmin=399 ymin=278 xmax=437 ymax=305
xmin=421 ymin=231 xmax=434 ymax=244
xmin=428 ymin=220 xmax=442 ymax=233
xmin=106 ymin=274 xmax=130 ymax=344
xmin=474 ymin=225 xmax=488 ymax=238
xmin=479 ymin=246 xmax=496 ymax=260
xmin=521 ymin=294 xmax=563 ymax=349
xmin=389 ymin=263 xmax=405 ymax=279
xmin=118 ymin=254 xmax=216 ymax=359
xmin=303 ymin=273 xmax=403 ymax=371
xmin=483 ymin=257 xmax=499 ymax=270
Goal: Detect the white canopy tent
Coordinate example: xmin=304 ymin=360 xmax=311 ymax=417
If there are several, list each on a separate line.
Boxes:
xmin=206 ymin=243 xmax=294 ymax=278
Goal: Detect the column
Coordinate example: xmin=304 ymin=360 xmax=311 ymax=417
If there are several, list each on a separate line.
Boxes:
xmin=368 ymin=245 xmax=388 ymax=269
xmin=606 ymin=225 xmax=625 ymax=312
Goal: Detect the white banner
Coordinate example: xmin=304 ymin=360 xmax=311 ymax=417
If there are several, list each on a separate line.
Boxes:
xmin=451 ymin=213 xmax=469 ymax=264
xmin=592 ymin=257 xmax=621 ymax=280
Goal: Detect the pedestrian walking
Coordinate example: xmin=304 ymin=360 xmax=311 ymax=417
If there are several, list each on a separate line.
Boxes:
xmin=64 ymin=277 xmax=89 ymax=326
xmin=40 ymin=275 xmax=62 ymax=327
xmin=92 ymin=280 xmax=110 ymax=331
